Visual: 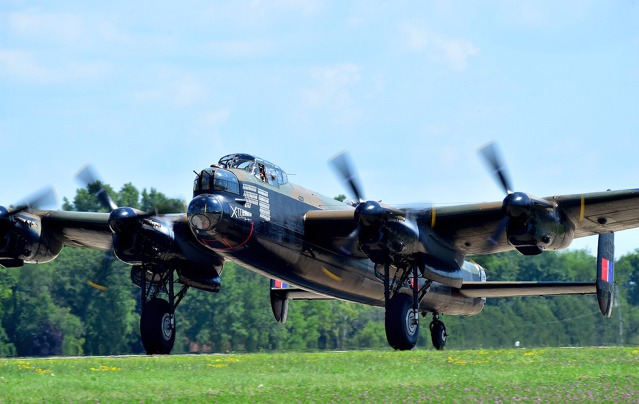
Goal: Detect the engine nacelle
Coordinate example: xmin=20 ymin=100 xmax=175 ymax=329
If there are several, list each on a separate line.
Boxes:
xmin=505 ymin=200 xmax=575 ymax=255
xmin=355 ymin=201 xmax=422 ymax=265
xmin=109 ymin=208 xmax=176 ymax=265
xmin=0 ymin=210 xmax=62 ymax=266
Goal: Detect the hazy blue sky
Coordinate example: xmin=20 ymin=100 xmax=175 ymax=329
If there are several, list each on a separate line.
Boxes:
xmin=2 ymin=1 xmax=638 ymax=257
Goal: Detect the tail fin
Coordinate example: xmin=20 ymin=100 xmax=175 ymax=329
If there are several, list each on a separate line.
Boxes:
xmin=270 ymin=279 xmax=290 ymax=323
xmin=270 ymin=279 xmax=335 ymax=323
xmin=596 ymin=232 xmax=615 ymax=318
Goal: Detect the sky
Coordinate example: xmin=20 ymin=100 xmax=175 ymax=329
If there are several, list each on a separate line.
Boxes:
xmin=2 ymin=1 xmax=639 ymax=258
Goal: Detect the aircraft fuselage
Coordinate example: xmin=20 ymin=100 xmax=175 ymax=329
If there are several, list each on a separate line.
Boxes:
xmin=187 ymin=161 xmax=485 ymax=317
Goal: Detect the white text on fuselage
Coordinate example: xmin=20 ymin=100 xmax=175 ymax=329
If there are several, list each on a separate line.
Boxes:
xmin=231 ymin=205 xmax=253 ymax=219
xmin=243 ymin=184 xmax=271 ymax=221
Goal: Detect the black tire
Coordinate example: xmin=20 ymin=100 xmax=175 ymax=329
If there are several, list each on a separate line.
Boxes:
xmin=430 ymin=318 xmax=447 ymax=350
xmin=385 ymin=293 xmax=419 ymax=350
xmin=141 ymin=298 xmax=175 ymax=355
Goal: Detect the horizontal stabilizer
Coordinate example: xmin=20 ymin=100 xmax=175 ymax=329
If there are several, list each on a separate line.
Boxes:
xmin=457 ymin=281 xmax=596 ymax=298
xmin=596 ymin=232 xmax=615 ymax=317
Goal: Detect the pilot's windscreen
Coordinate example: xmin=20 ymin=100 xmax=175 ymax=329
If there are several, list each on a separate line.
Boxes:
xmin=233 ymin=160 xmax=253 ymax=170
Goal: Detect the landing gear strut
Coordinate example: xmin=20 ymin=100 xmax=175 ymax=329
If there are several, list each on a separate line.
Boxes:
xmin=382 ymin=261 xmax=429 ymax=351
xmin=134 ymin=265 xmax=189 ymax=355
xmin=381 ymin=261 xmax=449 ymax=350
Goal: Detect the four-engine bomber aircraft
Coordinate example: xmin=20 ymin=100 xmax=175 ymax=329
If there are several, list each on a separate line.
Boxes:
xmin=0 ymin=143 xmax=632 ymax=354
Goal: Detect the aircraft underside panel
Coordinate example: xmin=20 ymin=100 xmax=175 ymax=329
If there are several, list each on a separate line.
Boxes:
xmin=219 ymin=228 xmax=485 ymax=316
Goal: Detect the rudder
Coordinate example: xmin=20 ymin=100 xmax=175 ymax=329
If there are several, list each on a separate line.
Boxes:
xmin=596 ymin=232 xmax=615 ymax=318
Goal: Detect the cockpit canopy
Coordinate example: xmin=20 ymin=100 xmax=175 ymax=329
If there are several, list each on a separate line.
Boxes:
xmin=218 ymin=153 xmax=288 ymax=186
xmin=193 ymin=154 xmax=289 ymax=196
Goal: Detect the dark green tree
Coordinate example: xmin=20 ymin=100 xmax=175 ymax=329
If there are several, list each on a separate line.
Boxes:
xmin=62 ymin=181 xmax=116 ymax=212
xmin=117 ymin=183 xmax=141 ymax=209
xmin=140 ymin=188 xmax=184 ymax=213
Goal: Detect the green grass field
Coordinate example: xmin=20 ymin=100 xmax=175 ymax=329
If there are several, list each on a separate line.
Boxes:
xmin=1 ymin=347 xmax=638 ymax=403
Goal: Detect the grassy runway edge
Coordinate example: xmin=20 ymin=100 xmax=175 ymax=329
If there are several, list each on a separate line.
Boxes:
xmin=1 ymin=347 xmax=638 ymax=402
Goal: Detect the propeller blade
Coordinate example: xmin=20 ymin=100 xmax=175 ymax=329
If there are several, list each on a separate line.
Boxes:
xmin=329 ymin=152 xmax=365 ymax=203
xmin=7 ymin=186 xmax=58 ymax=216
xmin=337 ymin=228 xmax=359 ymax=256
xmin=75 ymin=164 xmax=118 ymax=211
xmin=488 ymin=216 xmax=508 ymax=246
xmin=95 ymin=188 xmax=118 ymax=212
xmin=478 ymin=141 xmax=513 ymax=195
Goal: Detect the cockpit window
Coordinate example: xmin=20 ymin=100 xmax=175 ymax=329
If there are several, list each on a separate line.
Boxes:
xmin=214 ymin=170 xmax=240 ymax=194
xmin=218 ymin=153 xmax=288 ymax=186
xmin=193 ymin=168 xmax=239 ymax=195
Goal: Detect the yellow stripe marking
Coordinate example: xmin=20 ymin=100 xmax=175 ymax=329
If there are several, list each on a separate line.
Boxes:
xmin=322 ymin=267 xmax=342 ymax=282
xmin=579 ymin=196 xmax=585 ymax=222
xmin=87 ymin=280 xmax=108 ymax=291
xmin=431 ymin=207 xmax=436 ymax=228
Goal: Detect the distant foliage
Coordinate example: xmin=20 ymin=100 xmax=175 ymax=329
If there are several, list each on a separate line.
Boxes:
xmin=1 ymin=183 xmax=639 ymax=356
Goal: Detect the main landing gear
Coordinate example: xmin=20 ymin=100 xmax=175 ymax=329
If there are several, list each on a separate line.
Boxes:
xmin=133 ymin=265 xmax=190 ymax=354
xmin=381 ymin=261 xmax=447 ymax=351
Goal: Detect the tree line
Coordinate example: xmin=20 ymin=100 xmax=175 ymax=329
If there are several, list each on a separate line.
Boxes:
xmin=0 ymin=183 xmax=638 ymax=356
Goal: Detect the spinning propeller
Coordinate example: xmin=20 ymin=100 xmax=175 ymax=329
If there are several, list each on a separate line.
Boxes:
xmin=478 ymin=142 xmax=554 ymax=245
xmin=329 ymin=152 xmax=403 ymax=227
xmin=478 ymin=141 xmax=513 ymax=195
xmin=75 ymin=164 xmax=176 ymax=271
xmin=329 ymin=152 xmax=365 ymax=203
xmin=75 ymin=164 xmax=119 ymax=211
xmin=75 ymin=164 xmax=157 ymax=235
xmin=0 ymin=186 xmax=58 ymax=228
xmin=329 ymin=152 xmax=420 ymax=262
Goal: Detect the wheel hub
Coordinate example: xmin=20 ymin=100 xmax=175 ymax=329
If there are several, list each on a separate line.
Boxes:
xmin=161 ymin=313 xmax=174 ymax=341
xmin=405 ymin=308 xmax=419 ymax=336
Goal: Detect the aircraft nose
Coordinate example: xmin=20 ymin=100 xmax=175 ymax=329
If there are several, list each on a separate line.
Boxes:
xmin=187 ymin=194 xmax=223 ymax=231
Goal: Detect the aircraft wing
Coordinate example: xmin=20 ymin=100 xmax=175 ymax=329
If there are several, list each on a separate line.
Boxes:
xmin=38 ymin=210 xmax=112 ymax=250
xmin=457 ymin=281 xmax=596 ymax=298
xmin=430 ymin=189 xmax=639 ymax=255
xmin=555 ymin=189 xmax=639 ymax=238
xmin=304 ymin=189 xmax=639 ymax=257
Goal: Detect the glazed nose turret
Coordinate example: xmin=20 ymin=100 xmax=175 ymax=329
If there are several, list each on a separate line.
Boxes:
xmin=187 ymin=194 xmax=223 ymax=231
